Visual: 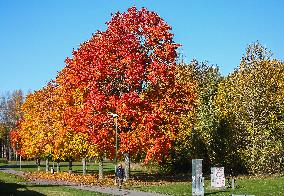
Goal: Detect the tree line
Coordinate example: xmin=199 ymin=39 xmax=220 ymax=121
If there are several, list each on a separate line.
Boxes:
xmin=0 ymin=90 xmax=24 ymax=161
xmin=5 ymin=7 xmax=284 ymax=175
xmin=167 ymin=42 xmax=284 ymax=175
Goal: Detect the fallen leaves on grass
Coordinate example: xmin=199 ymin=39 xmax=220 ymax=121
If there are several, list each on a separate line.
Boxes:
xmin=25 ymin=171 xmax=181 ymax=188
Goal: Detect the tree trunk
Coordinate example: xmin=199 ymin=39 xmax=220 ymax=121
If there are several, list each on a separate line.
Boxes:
xmin=98 ymin=159 xmax=104 ymax=179
xmin=68 ymin=159 xmax=72 ymax=173
xmin=0 ymin=139 xmax=2 ymax=158
xmin=7 ymin=136 xmax=12 ymax=161
xmin=13 ymin=148 xmax=16 ymax=161
xmin=56 ymin=161 xmax=60 ymax=173
xmin=51 ymin=161 xmax=55 ymax=174
xmin=2 ymin=142 xmax=4 ymax=158
xmin=15 ymin=152 xmax=18 ymax=165
xmin=8 ymin=146 xmax=13 ymax=161
xmin=1 ymin=140 xmax=5 ymax=158
xmin=36 ymin=158 xmax=41 ymax=171
xmin=4 ymin=142 xmax=8 ymax=160
xmin=19 ymin=155 xmax=22 ymax=170
xmin=82 ymin=158 xmax=87 ymax=175
xmin=124 ymin=153 xmax=130 ymax=181
xmin=45 ymin=159 xmax=49 ymax=172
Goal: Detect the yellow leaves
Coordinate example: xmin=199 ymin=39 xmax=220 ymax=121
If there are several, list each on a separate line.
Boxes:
xmin=73 ymin=88 xmax=85 ymax=107
xmin=0 ymin=123 xmax=6 ymax=139
xmin=15 ymin=84 xmax=63 ymax=159
xmin=56 ymin=130 xmax=98 ymax=159
xmin=212 ymin=44 xmax=284 ymax=174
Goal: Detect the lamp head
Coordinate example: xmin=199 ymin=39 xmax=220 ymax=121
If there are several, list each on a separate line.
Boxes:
xmin=109 ymin=112 xmax=118 ymax=118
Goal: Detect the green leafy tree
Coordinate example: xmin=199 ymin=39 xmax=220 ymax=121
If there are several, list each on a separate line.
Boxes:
xmin=189 ymin=60 xmax=221 ymax=171
xmin=215 ymin=42 xmax=284 ymax=174
xmin=165 ymin=60 xmax=220 ymax=172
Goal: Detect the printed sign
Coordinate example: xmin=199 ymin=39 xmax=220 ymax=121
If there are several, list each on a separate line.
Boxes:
xmin=211 ymin=167 xmax=225 ymax=188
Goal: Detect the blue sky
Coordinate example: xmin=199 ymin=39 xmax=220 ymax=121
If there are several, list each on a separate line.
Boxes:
xmin=0 ymin=0 xmax=283 ymax=93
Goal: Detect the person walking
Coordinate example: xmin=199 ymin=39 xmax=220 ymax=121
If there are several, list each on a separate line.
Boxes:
xmin=115 ymin=163 xmax=125 ymax=189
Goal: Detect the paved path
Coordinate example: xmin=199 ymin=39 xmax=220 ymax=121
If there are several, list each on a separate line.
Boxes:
xmin=0 ymin=168 xmax=168 ymax=196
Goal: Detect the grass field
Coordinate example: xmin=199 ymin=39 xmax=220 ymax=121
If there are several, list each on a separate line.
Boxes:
xmin=0 ymin=171 xmax=108 ymax=196
xmin=134 ymin=175 xmax=284 ymax=196
xmin=0 ymin=158 xmax=8 ymax=164
xmin=1 ymin=160 xmax=284 ymax=195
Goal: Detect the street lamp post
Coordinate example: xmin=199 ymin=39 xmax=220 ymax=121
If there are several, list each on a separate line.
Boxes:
xmin=110 ymin=113 xmax=118 ymax=170
xmin=16 ymin=142 xmax=22 ymax=170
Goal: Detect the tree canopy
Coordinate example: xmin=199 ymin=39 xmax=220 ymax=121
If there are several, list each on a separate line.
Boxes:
xmin=11 ymin=6 xmax=197 ymax=164
xmin=8 ymin=7 xmax=284 ymax=175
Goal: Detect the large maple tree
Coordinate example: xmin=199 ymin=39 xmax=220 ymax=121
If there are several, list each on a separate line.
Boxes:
xmin=56 ymin=6 xmax=196 ymax=162
xmin=10 ymin=7 xmax=197 ymax=165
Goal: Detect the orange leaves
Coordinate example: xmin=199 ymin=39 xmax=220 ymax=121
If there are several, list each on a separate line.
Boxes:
xmin=27 ymin=171 xmax=110 ymax=186
xmin=119 ymin=131 xmax=140 ymax=156
xmin=11 ymin=6 xmax=197 ymax=165
xmin=144 ymin=136 xmax=172 ymax=164
xmin=10 ymin=129 xmax=21 ymax=154
xmin=14 ymin=84 xmax=58 ymax=159
xmin=26 ymin=170 xmax=177 ymax=187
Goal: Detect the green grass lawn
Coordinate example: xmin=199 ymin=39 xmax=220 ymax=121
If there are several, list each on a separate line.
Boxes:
xmin=0 ymin=171 xmax=108 ymax=196
xmin=0 ymin=158 xmax=8 ymax=164
xmin=134 ymin=175 xmax=284 ymax=196
xmin=2 ymin=161 xmax=284 ymax=195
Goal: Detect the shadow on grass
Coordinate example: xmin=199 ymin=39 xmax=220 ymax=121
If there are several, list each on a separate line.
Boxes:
xmin=131 ymin=172 xmax=192 ymax=182
xmin=0 ymin=181 xmax=45 ymax=196
xmin=85 ymin=170 xmax=115 ymax=175
xmin=0 ymin=164 xmax=36 ymax=169
xmin=205 ymin=190 xmax=230 ymax=195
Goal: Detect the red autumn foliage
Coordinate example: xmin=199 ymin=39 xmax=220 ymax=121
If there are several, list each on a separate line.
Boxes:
xmin=55 ymin=6 xmax=196 ymax=163
xmin=11 ymin=6 xmax=196 ymax=164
